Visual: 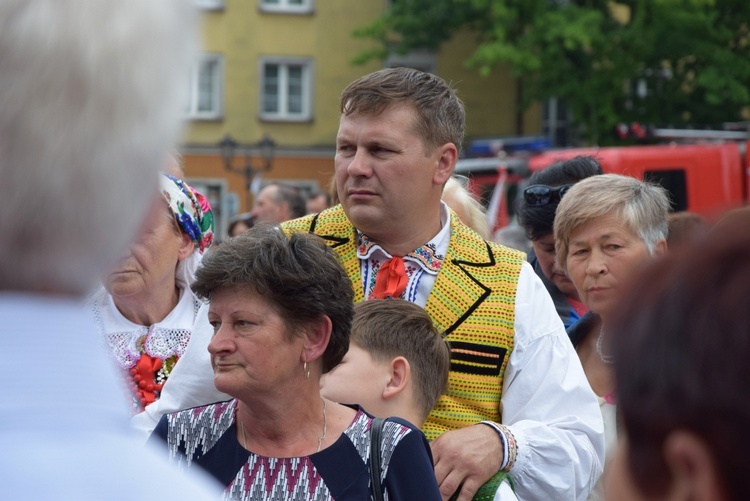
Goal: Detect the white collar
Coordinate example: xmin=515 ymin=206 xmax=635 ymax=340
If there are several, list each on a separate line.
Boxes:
xmin=89 ymin=286 xmax=201 ymax=368
xmin=356 ymin=202 xmax=452 ymax=275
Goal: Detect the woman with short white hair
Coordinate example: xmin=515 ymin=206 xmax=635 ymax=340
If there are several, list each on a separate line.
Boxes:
xmin=554 ymin=173 xmax=670 ymax=500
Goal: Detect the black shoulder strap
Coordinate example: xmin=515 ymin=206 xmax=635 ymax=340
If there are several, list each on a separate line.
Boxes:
xmin=369 ymin=417 xmax=387 ymax=501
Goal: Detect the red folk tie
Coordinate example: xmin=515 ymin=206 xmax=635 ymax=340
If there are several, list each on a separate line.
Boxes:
xmin=371 ymin=256 xmax=408 ymax=299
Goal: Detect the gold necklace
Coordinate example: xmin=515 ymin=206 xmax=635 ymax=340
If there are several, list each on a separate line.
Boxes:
xmin=238 ymin=397 xmax=328 ymax=453
xmin=317 ymin=398 xmax=327 ymax=452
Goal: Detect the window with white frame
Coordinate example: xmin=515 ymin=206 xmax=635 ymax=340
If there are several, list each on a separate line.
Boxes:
xmin=259 ymin=0 xmax=313 ymax=14
xmin=260 ymin=58 xmax=313 ymax=122
xmin=186 ymin=54 xmax=223 ymax=120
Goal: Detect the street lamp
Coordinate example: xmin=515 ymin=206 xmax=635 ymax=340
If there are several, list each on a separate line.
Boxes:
xmin=219 ymin=133 xmax=276 ymax=210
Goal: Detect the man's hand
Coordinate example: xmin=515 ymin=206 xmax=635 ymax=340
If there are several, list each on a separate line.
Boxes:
xmin=431 ymin=424 xmax=504 ymax=501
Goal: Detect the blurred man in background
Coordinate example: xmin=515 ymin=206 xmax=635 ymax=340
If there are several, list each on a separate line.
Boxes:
xmin=251 ymin=181 xmax=307 ymax=224
xmin=306 ymin=187 xmax=332 ymax=215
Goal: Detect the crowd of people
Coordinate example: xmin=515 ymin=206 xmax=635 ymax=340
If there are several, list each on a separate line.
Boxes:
xmin=4 ymin=2 xmax=750 ymax=500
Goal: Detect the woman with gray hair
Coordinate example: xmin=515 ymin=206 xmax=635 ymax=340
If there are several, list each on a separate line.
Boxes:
xmin=151 ymin=224 xmax=440 ymax=500
xmin=554 ymin=173 xmax=670 ymax=500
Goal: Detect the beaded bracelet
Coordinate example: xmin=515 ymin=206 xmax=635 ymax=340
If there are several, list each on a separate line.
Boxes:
xmin=479 ymin=421 xmax=518 ymax=473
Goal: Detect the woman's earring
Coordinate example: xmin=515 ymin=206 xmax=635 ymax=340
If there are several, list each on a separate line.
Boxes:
xmin=303 ymin=361 xmax=310 ymax=379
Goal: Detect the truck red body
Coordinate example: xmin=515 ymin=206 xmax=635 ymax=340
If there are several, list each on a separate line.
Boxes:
xmin=456 ymin=140 xmax=750 ymax=231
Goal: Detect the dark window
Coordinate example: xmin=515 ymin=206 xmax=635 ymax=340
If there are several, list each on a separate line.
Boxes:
xmin=644 ymin=169 xmax=687 ymax=212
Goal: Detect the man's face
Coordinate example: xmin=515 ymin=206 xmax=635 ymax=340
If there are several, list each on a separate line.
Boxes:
xmin=334 ymin=104 xmax=453 ymax=243
xmin=251 ymin=185 xmax=286 ymax=224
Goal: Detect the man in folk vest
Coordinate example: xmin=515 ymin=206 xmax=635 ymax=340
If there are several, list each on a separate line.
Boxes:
xmin=282 ymin=67 xmax=604 ymax=500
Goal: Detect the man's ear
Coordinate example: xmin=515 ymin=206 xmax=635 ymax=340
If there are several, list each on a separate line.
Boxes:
xmin=382 ymin=356 xmax=410 ymax=399
xmin=433 ymin=143 xmax=458 ymax=186
xmin=662 ymin=430 xmax=726 ymax=501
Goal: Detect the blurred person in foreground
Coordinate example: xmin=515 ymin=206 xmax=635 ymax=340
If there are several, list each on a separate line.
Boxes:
xmin=516 ymin=156 xmax=603 ymax=329
xmin=164 ymin=151 xmax=186 ymax=178
xmin=89 ymin=171 xmax=227 ymax=433
xmin=151 ymin=225 xmax=441 ymax=500
xmin=554 ymin=174 xmax=669 ymax=500
xmin=666 ymin=211 xmax=709 ymax=250
xmin=606 ymin=213 xmax=750 ymax=500
xmin=283 ymin=67 xmax=603 ymax=501
xmin=0 ymin=0 xmax=218 ymax=498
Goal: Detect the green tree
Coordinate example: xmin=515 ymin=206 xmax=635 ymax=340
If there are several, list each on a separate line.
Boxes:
xmin=354 ymin=0 xmax=750 ymax=145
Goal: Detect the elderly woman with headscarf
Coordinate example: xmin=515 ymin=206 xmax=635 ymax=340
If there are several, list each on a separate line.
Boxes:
xmin=150 ymin=224 xmax=441 ymax=500
xmin=89 ymin=171 xmax=217 ymax=415
xmin=553 ymin=173 xmax=669 ymax=500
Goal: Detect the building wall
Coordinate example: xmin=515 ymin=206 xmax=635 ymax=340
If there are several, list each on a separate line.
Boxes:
xmin=435 ymin=30 xmax=542 ymax=143
xmin=181 ymin=1 xmax=542 ymax=230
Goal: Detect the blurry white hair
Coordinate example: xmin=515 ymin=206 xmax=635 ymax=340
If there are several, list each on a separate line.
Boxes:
xmin=442 ymin=175 xmax=491 ymax=240
xmin=0 ymin=0 xmax=197 ymax=294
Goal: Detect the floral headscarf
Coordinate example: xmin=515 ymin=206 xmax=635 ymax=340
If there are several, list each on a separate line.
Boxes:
xmin=159 ymin=172 xmax=214 ymax=253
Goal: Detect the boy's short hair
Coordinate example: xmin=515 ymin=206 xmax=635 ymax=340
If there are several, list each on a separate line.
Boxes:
xmin=352 ymin=299 xmax=451 ymax=420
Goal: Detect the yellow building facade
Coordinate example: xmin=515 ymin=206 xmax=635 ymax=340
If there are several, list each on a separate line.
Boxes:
xmin=182 ymin=0 xmax=540 ymax=238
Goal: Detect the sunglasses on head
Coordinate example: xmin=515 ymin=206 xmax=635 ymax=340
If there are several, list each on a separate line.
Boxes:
xmin=523 ymin=184 xmax=573 ymax=206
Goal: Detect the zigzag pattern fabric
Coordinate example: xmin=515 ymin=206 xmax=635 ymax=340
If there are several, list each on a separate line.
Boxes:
xmin=162 ymin=400 xmax=416 ymax=500
xmin=228 ymin=457 xmax=325 ymax=500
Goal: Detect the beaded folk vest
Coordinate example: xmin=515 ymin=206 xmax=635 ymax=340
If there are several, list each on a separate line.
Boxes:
xmin=282 ymin=206 xmax=524 ymax=441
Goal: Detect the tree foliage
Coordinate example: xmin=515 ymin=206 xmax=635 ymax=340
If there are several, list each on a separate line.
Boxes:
xmin=354 ymin=0 xmax=750 ymax=144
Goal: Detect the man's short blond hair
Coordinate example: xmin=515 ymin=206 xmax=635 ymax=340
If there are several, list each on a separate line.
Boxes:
xmin=340 ymin=67 xmax=465 ymax=155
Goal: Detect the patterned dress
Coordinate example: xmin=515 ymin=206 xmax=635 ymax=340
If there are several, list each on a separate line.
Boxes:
xmin=151 ymin=401 xmax=440 ymax=501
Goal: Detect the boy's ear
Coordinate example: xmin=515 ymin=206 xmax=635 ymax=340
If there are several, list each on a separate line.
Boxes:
xmin=382 ymin=356 xmax=410 ymax=399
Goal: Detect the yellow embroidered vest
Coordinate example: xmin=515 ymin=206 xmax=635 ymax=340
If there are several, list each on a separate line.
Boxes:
xmin=282 ymin=206 xmax=524 ymax=441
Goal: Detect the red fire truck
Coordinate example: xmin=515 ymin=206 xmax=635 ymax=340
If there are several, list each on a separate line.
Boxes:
xmin=456 ymin=129 xmax=750 ymax=231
